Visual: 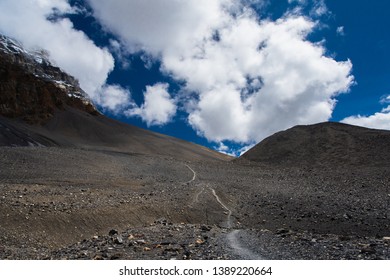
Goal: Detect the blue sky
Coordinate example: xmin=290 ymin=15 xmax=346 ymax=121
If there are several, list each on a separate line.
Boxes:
xmin=1 ymin=0 xmax=389 ymax=156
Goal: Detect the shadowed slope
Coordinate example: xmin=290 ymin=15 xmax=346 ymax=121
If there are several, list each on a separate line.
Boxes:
xmin=0 ymin=109 xmax=230 ymax=162
xmin=240 ymin=122 xmax=390 ymax=167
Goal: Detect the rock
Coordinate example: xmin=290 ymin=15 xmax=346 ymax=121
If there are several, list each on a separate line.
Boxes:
xmin=339 ymin=235 xmax=351 ymax=241
xmin=361 ymin=246 xmax=376 ymax=255
xmin=114 ymin=236 xmax=123 ymax=245
xmin=201 ymin=225 xmax=212 ymax=232
xmin=343 ymin=213 xmax=351 ymax=219
xmin=155 ymin=218 xmax=168 ymax=225
xmin=165 ymin=244 xmax=182 ymax=252
xmin=93 ymin=254 xmax=104 ymax=260
xmin=196 ymin=239 xmax=205 ymax=245
xmin=276 ymin=228 xmax=289 ymax=235
xmin=128 ymin=234 xmax=134 ymax=240
xmin=110 ymin=253 xmax=122 ymax=260
xmin=108 ymin=229 xmax=118 ymax=236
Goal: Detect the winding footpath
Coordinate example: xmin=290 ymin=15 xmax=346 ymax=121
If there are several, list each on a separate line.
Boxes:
xmin=184 ymin=164 xmax=262 ymax=259
xmin=211 ymin=188 xmax=233 ymax=228
xmin=184 ymin=164 xmax=197 ymax=183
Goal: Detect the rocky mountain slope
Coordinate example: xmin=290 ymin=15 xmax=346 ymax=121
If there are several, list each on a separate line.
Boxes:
xmin=0 ymin=35 xmax=98 ymax=124
xmin=0 ymin=34 xmax=229 ymax=161
xmin=240 ymin=122 xmax=390 ymax=167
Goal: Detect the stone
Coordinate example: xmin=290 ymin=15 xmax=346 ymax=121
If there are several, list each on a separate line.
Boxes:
xmin=343 ymin=213 xmax=351 ymax=219
xmin=276 ymin=228 xmax=289 ymax=235
xmin=114 ymin=236 xmax=123 ymax=245
xmin=110 ymin=253 xmax=122 ymax=260
xmin=108 ymin=229 xmax=118 ymax=236
xmin=128 ymin=234 xmax=134 ymax=240
xmin=201 ymin=225 xmax=212 ymax=232
xmin=195 ymin=239 xmax=205 ymax=245
xmin=361 ymin=246 xmax=376 ymax=255
xmin=93 ymin=254 xmax=104 ymax=260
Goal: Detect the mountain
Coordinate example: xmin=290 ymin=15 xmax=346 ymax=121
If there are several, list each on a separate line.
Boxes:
xmin=240 ymin=122 xmax=390 ymax=167
xmin=0 ymin=34 xmax=229 ymax=161
xmin=1 ymin=34 xmax=390 ymax=261
xmin=0 ymin=34 xmax=98 ymax=124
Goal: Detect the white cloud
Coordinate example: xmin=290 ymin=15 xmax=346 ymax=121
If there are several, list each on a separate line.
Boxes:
xmin=380 ymin=94 xmax=390 ymax=104
xmin=310 ymin=0 xmax=328 ymax=17
xmin=125 ymin=83 xmax=177 ymax=126
xmin=336 ymin=26 xmax=345 ymax=36
xmin=341 ymin=105 xmax=390 ymax=131
xmin=288 ymin=0 xmax=329 ymax=18
xmin=214 ymin=142 xmax=235 ymax=157
xmin=88 ymin=0 xmax=353 ymax=144
xmin=0 ymin=0 xmax=118 ymax=110
xmin=288 ymin=0 xmax=307 ymax=4
xmin=98 ymin=85 xmax=131 ymax=113
xmin=87 ymin=0 xmax=234 ymax=55
xmin=109 ymin=39 xmax=131 ymax=69
xmin=214 ymin=142 xmax=255 ymax=157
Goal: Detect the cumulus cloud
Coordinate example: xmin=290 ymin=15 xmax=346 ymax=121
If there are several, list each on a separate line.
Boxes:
xmin=341 ymin=106 xmax=390 ymax=130
xmin=87 ymin=0 xmax=233 ymax=55
xmin=98 ymin=85 xmax=131 ymax=113
xmin=342 ymin=95 xmax=390 ymax=130
xmin=88 ymin=0 xmax=353 ymax=143
xmin=125 ymin=83 xmax=177 ymax=126
xmin=0 ymin=0 xmax=126 ymax=113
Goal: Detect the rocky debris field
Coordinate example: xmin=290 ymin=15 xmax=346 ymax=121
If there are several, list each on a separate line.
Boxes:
xmin=50 ymin=221 xmax=226 ymax=260
xmin=231 ymin=228 xmax=390 ymax=260
xmin=0 ymin=147 xmax=389 ymax=260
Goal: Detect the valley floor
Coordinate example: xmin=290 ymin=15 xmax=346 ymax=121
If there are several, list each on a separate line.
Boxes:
xmin=0 ymin=147 xmax=389 ymax=259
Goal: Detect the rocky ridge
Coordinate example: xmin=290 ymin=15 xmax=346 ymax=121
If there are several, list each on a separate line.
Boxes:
xmin=0 ymin=34 xmax=98 ymax=124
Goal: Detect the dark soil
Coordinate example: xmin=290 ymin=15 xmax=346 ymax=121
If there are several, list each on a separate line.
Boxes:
xmin=0 ymin=146 xmax=389 ymax=260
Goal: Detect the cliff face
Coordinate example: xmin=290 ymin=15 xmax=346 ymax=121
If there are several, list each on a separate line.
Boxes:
xmin=0 ymin=34 xmax=98 ymax=124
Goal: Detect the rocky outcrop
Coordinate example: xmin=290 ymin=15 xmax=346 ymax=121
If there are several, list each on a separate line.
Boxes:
xmin=0 ymin=34 xmax=98 ymax=124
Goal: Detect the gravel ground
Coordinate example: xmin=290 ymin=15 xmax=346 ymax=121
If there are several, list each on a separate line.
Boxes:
xmin=0 ymin=146 xmax=389 ymax=260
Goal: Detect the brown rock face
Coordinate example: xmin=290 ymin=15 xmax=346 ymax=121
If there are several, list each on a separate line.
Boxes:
xmin=0 ymin=34 xmax=98 ymax=124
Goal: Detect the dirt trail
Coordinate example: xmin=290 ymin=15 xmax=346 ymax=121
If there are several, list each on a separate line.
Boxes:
xmin=211 ymin=188 xmax=233 ymax=228
xmin=210 ymin=186 xmax=263 ymax=259
xmin=185 ymin=164 xmax=262 ymax=259
xmin=184 ymin=164 xmax=196 ymax=183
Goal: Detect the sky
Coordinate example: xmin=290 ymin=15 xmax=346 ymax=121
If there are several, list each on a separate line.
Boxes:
xmin=0 ymin=0 xmax=389 ymax=156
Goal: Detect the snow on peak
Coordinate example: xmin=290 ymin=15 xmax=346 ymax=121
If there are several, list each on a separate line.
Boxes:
xmin=0 ymin=34 xmax=94 ymax=106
